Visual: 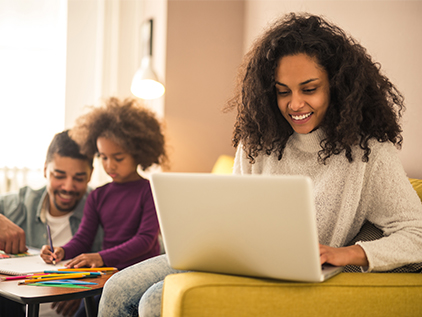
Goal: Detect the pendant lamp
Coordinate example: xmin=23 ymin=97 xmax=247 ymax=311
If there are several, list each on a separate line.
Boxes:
xmin=130 ymin=19 xmax=165 ymax=100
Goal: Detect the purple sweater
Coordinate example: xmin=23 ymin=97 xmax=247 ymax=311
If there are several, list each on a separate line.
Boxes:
xmin=62 ymin=178 xmax=160 ymax=269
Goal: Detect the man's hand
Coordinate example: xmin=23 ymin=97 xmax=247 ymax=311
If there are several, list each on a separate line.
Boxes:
xmin=65 ymin=253 xmax=104 ymax=268
xmin=51 ymin=299 xmax=82 ymax=316
xmin=0 ymin=214 xmax=27 ymax=254
xmin=319 ymin=244 xmax=369 ymax=267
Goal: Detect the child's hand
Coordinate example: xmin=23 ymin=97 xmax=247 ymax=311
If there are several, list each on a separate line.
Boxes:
xmin=40 ymin=245 xmax=64 ymax=264
xmin=65 ymin=253 xmax=104 ymax=268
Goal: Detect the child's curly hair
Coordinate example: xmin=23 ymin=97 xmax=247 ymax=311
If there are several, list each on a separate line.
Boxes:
xmin=70 ymin=97 xmax=168 ymax=170
xmin=227 ymin=13 xmax=404 ymax=164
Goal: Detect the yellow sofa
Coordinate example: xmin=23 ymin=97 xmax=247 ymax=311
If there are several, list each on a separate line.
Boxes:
xmin=161 ymin=158 xmax=422 ymax=316
xmin=162 ymin=272 xmax=422 ymax=316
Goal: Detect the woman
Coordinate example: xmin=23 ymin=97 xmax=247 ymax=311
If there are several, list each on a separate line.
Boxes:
xmin=98 ymin=13 xmax=422 ymax=317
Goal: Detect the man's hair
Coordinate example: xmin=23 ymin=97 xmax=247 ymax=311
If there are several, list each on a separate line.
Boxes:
xmin=45 ymin=130 xmax=93 ymax=166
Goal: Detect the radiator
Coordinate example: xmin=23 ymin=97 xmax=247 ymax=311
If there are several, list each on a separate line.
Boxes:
xmin=0 ymin=167 xmax=45 ymax=194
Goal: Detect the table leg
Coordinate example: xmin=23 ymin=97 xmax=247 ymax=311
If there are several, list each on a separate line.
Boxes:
xmin=84 ymin=296 xmax=97 ymax=317
xmin=25 ymin=303 xmax=39 ymax=317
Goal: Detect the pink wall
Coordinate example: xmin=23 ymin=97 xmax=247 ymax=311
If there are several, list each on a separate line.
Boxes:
xmin=164 ymin=1 xmax=244 ymax=172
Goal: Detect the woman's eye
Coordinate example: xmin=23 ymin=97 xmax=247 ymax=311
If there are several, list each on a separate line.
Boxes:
xmin=115 ymin=158 xmax=124 ymax=162
xmin=303 ymin=88 xmax=316 ymax=93
xmin=277 ymin=90 xmax=289 ymax=96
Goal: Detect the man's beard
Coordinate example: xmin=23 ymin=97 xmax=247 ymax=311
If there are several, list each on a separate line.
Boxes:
xmin=53 ymin=190 xmax=80 ymax=212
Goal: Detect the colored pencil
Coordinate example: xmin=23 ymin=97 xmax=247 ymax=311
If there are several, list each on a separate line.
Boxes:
xmin=43 ymin=270 xmax=103 ymax=276
xmin=46 ymin=224 xmax=56 ymax=265
xmin=18 ymin=273 xmax=89 ymax=285
xmin=30 ymin=272 xmax=98 ymax=279
xmin=27 ymin=283 xmax=91 ymax=289
xmin=0 ymin=274 xmax=48 ymax=281
xmin=56 ymin=267 xmax=118 ymax=272
xmin=35 ymin=279 xmax=98 ymax=285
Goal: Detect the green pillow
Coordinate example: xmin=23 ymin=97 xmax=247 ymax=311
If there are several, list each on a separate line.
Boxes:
xmin=409 ymin=178 xmax=422 ymax=203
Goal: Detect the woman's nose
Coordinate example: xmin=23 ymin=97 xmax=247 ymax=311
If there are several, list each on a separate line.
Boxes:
xmin=289 ymin=92 xmax=305 ymax=111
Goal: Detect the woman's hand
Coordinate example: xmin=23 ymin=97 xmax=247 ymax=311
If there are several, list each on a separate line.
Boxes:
xmin=65 ymin=252 xmax=104 ymax=268
xmin=40 ymin=245 xmax=65 ymax=264
xmin=319 ymin=244 xmax=368 ymax=267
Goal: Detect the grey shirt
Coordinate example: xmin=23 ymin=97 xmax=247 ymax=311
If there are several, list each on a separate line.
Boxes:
xmin=0 ymin=186 xmax=103 ymax=252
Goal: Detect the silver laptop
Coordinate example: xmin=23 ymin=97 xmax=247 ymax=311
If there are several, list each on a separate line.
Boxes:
xmin=150 ymin=173 xmax=343 ymax=282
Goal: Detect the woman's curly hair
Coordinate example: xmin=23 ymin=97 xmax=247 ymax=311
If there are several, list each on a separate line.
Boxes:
xmin=227 ymin=13 xmax=404 ymax=164
xmin=70 ymin=97 xmax=168 ymax=170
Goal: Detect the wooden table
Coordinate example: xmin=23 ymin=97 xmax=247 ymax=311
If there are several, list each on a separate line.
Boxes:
xmin=0 ymin=273 xmax=114 ymax=317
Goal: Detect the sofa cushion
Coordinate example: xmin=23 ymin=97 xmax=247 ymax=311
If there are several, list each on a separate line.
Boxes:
xmin=162 ymin=272 xmax=422 ymax=317
xmin=410 ymin=178 xmax=422 ymax=203
xmin=211 ymin=155 xmax=234 ymax=174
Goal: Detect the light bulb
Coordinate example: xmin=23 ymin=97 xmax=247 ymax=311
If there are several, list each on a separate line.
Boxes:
xmin=131 ymin=78 xmax=165 ymax=100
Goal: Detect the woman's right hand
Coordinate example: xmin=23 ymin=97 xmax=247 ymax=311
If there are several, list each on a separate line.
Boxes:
xmin=40 ymin=245 xmax=65 ymax=264
xmin=319 ymin=244 xmax=368 ymax=267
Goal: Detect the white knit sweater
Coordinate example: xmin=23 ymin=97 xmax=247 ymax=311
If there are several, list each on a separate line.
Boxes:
xmin=234 ymin=129 xmax=422 ymax=272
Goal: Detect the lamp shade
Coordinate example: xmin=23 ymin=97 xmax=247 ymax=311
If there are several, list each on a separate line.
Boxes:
xmin=131 ymin=19 xmax=165 ymax=100
xmin=131 ymin=56 xmax=165 ymax=99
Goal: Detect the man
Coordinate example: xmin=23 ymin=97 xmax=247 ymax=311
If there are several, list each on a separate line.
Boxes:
xmin=0 ymin=130 xmax=103 ymax=316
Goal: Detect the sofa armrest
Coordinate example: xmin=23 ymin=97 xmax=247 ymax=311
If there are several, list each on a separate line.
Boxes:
xmin=162 ymin=272 xmax=422 ymax=317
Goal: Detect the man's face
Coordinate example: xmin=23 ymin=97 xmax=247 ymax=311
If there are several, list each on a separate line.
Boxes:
xmin=44 ymin=154 xmax=93 ymax=216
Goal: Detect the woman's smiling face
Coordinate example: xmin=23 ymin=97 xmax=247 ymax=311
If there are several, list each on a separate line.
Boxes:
xmin=275 ymin=53 xmax=330 ymax=134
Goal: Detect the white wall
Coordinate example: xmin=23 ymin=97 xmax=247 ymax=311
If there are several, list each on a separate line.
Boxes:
xmin=65 ymin=0 xmax=104 ymax=128
xmin=64 ymin=0 xmax=167 ymax=186
xmin=244 ymin=0 xmax=422 ymax=178
xmin=65 ymin=0 xmax=167 ymax=125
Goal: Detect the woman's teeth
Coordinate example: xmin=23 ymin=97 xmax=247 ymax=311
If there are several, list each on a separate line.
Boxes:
xmin=291 ymin=113 xmax=312 ymax=120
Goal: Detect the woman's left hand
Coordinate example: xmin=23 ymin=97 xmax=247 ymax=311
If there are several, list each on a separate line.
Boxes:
xmin=65 ymin=252 xmax=104 ymax=268
xmin=319 ymin=244 xmax=369 ymax=267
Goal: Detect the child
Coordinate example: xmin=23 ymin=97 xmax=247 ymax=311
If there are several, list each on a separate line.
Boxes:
xmin=41 ymin=97 xmax=167 ymax=270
